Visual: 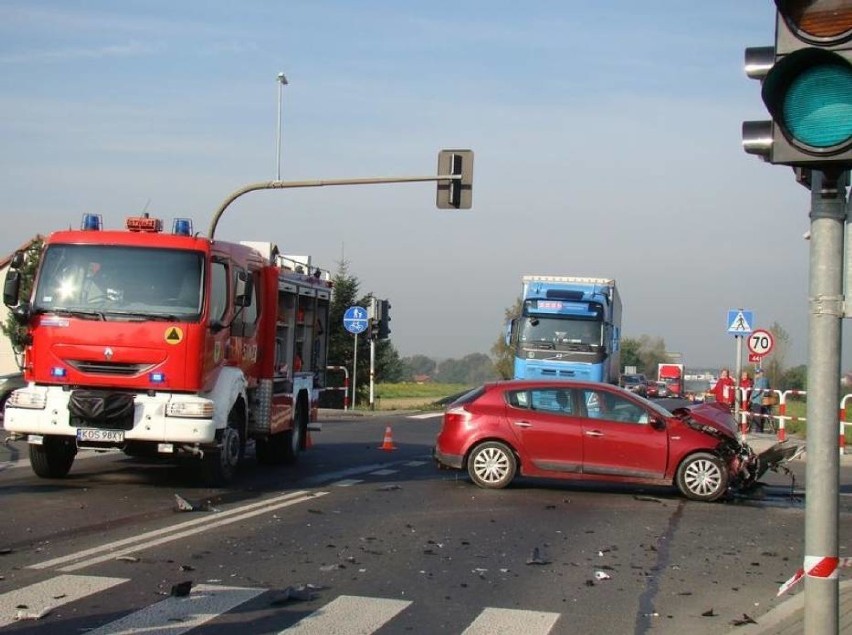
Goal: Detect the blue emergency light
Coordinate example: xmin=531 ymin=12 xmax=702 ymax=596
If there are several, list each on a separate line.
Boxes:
xmin=172 ymin=218 xmax=193 ymax=236
xmin=81 ymin=214 xmax=103 ymax=231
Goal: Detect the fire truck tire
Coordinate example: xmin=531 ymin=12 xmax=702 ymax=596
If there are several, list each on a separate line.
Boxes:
xmin=282 ymin=398 xmax=307 ymax=465
xmin=29 ymin=436 xmax=77 ymax=478
xmin=201 ymin=409 xmax=244 ymax=486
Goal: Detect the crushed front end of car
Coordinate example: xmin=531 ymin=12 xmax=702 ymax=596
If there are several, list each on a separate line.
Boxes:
xmin=673 ymin=402 xmax=803 ymax=494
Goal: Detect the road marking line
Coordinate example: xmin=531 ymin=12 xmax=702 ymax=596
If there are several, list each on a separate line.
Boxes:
xmin=369 ymin=469 xmax=397 ymax=476
xmin=404 ymin=460 xmax=427 ymax=467
xmin=332 ymin=479 xmax=363 ymax=487
xmin=31 ymin=489 xmax=314 ymax=570
xmin=408 ymin=413 xmax=442 ymax=420
xmin=461 ymin=607 xmax=561 ymax=634
xmin=58 ymin=492 xmax=329 ymax=572
xmin=85 ymin=583 xmax=265 ymax=635
xmin=280 ymin=594 xmax=411 ymax=634
xmin=0 ymin=574 xmax=128 ymax=628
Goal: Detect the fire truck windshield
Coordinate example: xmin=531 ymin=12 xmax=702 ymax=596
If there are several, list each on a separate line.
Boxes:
xmin=519 ymin=315 xmax=602 ymax=351
xmin=33 ymin=245 xmax=204 ymax=321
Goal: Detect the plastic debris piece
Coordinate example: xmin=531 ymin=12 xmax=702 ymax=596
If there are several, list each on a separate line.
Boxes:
xmin=269 ymin=584 xmax=320 ymax=605
xmin=15 ymin=607 xmax=52 ymax=621
xmin=526 ymin=547 xmax=551 ymax=565
xmin=170 ymin=581 xmax=193 ymax=597
xmin=594 ymin=571 xmax=611 ymax=581
xmin=731 ymin=613 xmax=758 ymax=626
xmin=117 ymin=556 xmax=140 ymax=563
xmin=173 ymin=494 xmax=218 ymax=512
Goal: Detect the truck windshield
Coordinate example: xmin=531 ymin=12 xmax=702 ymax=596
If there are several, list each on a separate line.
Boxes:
xmin=519 ymin=315 xmax=602 ymax=350
xmin=32 ymin=245 xmax=204 ymax=321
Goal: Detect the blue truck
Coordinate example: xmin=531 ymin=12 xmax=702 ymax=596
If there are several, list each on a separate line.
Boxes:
xmin=506 ymin=275 xmax=622 ymax=383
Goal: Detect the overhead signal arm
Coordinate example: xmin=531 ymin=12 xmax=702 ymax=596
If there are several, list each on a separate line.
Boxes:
xmin=207 ymin=149 xmax=475 ymax=238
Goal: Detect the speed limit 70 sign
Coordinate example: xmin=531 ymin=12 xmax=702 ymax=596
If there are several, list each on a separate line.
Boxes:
xmin=747 ymin=329 xmax=774 ymax=356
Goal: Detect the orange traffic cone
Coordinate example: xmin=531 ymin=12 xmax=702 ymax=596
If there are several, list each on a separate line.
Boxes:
xmin=379 ymin=426 xmax=397 ymax=451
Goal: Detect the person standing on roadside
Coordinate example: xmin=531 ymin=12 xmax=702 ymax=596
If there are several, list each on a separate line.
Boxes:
xmin=710 ymin=369 xmax=736 ymax=411
xmin=749 ymin=368 xmax=771 ymax=433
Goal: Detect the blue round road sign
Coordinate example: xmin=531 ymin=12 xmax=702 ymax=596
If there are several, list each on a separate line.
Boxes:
xmin=343 ymin=306 xmax=368 ymax=334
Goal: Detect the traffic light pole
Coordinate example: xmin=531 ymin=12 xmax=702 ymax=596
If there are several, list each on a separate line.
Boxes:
xmin=804 ymin=170 xmax=846 ymax=633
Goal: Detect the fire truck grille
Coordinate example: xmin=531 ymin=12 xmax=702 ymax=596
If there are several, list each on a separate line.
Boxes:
xmin=67 ymin=361 xmax=155 ymax=376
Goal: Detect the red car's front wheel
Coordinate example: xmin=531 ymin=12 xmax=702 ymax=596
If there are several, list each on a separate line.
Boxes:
xmin=676 ymin=452 xmax=729 ymax=501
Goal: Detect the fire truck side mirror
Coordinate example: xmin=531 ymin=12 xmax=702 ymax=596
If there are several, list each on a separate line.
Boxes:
xmin=9 ymin=251 xmax=24 ymax=270
xmin=3 ymin=269 xmax=21 ymax=309
xmin=234 ymin=274 xmax=253 ymax=308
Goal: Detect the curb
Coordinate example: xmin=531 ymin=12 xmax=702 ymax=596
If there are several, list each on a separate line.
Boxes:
xmin=729 ymin=579 xmax=852 ymax=634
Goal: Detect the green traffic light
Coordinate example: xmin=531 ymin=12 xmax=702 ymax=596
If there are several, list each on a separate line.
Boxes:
xmin=783 ymin=62 xmax=852 ymax=148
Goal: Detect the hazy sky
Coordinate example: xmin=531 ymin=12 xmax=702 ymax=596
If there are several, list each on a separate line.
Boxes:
xmin=0 ymin=1 xmax=847 ymax=369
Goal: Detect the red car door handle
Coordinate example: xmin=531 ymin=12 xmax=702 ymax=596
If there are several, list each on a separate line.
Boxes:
xmin=585 ymin=430 xmax=604 ymax=437
xmin=513 ymin=421 xmax=532 ymax=428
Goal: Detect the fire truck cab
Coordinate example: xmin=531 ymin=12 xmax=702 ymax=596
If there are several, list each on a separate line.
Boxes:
xmin=3 ymin=214 xmax=331 ymax=485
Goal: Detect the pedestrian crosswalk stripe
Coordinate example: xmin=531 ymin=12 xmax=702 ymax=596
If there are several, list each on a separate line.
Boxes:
xmin=0 ymin=574 xmax=128 ymax=628
xmin=0 ymin=575 xmax=563 ymax=633
xmin=280 ymin=594 xmax=411 ymax=634
xmin=461 ymin=607 xmax=561 ymax=634
xmin=85 ymin=584 xmax=265 ymax=635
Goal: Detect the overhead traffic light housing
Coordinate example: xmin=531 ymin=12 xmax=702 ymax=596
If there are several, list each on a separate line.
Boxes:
xmin=437 ymin=150 xmax=474 ymax=209
xmin=743 ymin=1 xmax=852 ymax=170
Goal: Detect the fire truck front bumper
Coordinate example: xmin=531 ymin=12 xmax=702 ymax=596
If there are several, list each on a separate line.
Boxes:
xmin=3 ymin=385 xmax=218 ymax=446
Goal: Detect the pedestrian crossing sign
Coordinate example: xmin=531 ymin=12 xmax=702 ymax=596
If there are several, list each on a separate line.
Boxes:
xmin=726 ymin=309 xmax=753 ymax=335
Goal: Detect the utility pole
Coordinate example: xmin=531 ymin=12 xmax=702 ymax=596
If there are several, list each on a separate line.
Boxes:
xmin=276 ymin=72 xmax=288 ymax=181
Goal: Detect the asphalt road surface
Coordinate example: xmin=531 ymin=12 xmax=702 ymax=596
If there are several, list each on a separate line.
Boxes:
xmin=0 ymin=411 xmax=850 ymax=634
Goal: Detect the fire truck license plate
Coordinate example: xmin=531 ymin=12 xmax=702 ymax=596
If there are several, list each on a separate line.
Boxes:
xmin=77 ymin=428 xmax=125 ymax=443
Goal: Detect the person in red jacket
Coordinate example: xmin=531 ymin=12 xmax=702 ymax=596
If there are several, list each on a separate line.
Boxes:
xmin=710 ymin=369 xmax=736 ymax=411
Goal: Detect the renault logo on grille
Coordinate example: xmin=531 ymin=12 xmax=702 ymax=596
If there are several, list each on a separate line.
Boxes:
xmin=104 ymin=347 xmax=114 ymax=360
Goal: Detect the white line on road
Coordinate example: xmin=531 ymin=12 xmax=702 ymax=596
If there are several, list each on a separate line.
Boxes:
xmin=85 ymin=583 xmax=265 ymax=635
xmin=369 ymin=469 xmax=397 ymax=476
xmin=332 ymin=479 xmax=363 ymax=487
xmin=0 ymin=574 xmax=128 ymax=628
xmin=28 ymin=490 xmax=326 ymax=572
xmin=408 ymin=412 xmax=443 ymax=419
xmin=280 ymin=594 xmax=411 ymax=634
xmin=461 ymin=607 xmax=561 ymax=634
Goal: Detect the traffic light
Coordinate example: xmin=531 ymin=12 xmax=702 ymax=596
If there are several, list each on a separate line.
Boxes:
xmin=378 ymin=299 xmax=391 ymax=339
xmin=743 ymin=1 xmax=852 ymax=170
xmin=369 ymin=317 xmax=380 ymax=340
xmin=437 ymin=150 xmax=474 ymax=209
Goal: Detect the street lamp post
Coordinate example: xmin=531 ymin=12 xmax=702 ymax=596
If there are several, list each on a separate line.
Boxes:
xmin=276 ymin=72 xmax=288 ymax=181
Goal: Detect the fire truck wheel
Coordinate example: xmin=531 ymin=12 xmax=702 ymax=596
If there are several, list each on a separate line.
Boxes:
xmin=282 ymin=399 xmax=307 ymax=465
xmin=29 ymin=436 xmax=76 ymax=478
xmin=202 ymin=415 xmax=243 ymax=486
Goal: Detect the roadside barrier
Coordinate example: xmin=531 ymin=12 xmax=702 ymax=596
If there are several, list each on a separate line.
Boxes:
xmin=325 ymin=365 xmax=350 ymax=410
xmin=736 ymin=387 xmax=850 ymax=454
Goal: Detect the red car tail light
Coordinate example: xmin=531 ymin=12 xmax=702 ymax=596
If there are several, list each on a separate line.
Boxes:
xmin=443 ymin=406 xmax=472 ymax=430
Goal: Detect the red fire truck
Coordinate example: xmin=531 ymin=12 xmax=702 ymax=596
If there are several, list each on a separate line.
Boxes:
xmin=2 ymin=213 xmax=331 ymax=484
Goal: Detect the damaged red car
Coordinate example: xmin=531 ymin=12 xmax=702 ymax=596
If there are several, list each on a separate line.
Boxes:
xmin=434 ymin=380 xmax=799 ymax=502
